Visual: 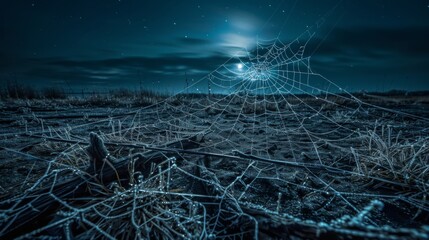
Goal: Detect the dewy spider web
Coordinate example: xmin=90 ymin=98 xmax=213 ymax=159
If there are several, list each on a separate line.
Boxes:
xmin=1 ymin=20 xmax=429 ymax=240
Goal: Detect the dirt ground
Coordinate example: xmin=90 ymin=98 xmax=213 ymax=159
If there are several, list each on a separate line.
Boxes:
xmin=0 ymin=94 xmax=428 ymax=239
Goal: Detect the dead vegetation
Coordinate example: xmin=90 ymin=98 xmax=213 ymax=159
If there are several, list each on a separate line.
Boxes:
xmin=354 ymin=125 xmax=429 ymax=196
xmin=0 ymin=92 xmax=429 ymax=239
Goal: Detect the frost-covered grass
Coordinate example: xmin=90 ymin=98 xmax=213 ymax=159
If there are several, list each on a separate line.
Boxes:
xmin=1 ymin=91 xmax=429 ymax=239
xmin=355 ymin=126 xmax=429 ymax=198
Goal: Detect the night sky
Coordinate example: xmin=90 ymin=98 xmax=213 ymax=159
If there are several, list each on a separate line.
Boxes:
xmin=1 ymin=0 xmax=429 ymax=93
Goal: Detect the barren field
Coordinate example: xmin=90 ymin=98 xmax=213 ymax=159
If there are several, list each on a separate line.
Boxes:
xmin=0 ymin=93 xmax=429 ymax=239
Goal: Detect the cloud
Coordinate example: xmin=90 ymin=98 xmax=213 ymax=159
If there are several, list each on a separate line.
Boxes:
xmin=310 ymin=26 xmax=429 ymax=69
xmin=9 ymin=54 xmax=232 ymax=88
xmin=2 ymin=26 xmax=428 ymax=92
xmin=135 ymin=37 xmax=216 ymax=58
xmin=145 ymin=37 xmax=211 ymax=48
xmin=229 ymin=11 xmax=261 ymax=32
xmin=48 ymin=55 xmax=229 ymax=73
xmin=219 ymin=33 xmax=256 ymax=56
xmin=177 ymin=37 xmax=211 ymax=46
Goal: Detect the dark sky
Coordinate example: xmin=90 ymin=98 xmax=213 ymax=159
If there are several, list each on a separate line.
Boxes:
xmin=1 ymin=0 xmax=429 ymax=93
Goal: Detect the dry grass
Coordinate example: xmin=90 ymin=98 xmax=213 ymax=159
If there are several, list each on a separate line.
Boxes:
xmin=354 ymin=125 xmax=429 ymax=194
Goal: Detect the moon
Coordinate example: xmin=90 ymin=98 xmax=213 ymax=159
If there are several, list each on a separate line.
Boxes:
xmin=237 ymin=63 xmax=243 ymax=70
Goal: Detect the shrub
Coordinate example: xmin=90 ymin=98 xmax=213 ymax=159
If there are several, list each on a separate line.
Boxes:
xmin=6 ymin=81 xmax=40 ymax=99
xmin=109 ymin=88 xmax=135 ymax=99
xmin=42 ymin=87 xmax=66 ymax=99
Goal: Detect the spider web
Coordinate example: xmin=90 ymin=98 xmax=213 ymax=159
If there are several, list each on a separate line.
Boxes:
xmin=1 ymin=26 xmax=429 ymax=239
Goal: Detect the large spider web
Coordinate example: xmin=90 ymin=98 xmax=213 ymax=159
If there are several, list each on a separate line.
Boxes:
xmin=1 ymin=26 xmax=429 ymax=239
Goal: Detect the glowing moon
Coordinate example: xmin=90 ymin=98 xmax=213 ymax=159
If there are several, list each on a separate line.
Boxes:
xmin=237 ymin=63 xmax=243 ymax=70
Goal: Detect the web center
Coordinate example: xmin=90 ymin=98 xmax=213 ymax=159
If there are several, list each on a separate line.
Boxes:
xmin=246 ymin=62 xmax=272 ymax=82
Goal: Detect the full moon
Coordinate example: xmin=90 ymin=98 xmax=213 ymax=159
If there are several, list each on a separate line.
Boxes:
xmin=237 ymin=63 xmax=243 ymax=70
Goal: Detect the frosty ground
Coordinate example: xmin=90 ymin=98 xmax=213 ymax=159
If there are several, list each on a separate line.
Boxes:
xmin=0 ymin=92 xmax=428 ymax=239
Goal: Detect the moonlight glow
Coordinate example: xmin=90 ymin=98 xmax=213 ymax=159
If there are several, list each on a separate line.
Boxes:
xmin=237 ymin=63 xmax=243 ymax=70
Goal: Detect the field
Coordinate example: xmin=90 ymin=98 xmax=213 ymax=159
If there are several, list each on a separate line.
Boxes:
xmin=0 ymin=91 xmax=429 ymax=239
